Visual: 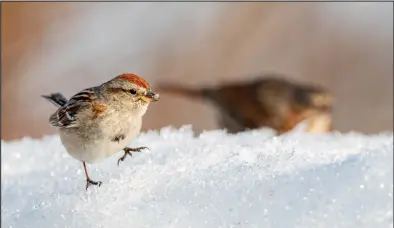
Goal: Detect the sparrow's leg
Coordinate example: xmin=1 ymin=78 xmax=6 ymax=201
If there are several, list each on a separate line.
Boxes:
xmin=82 ymin=161 xmax=102 ymax=190
xmin=117 ymin=146 xmax=149 ymax=166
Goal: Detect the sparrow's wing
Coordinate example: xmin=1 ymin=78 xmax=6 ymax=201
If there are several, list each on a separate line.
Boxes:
xmin=204 ymin=83 xmax=270 ymax=132
xmin=158 ymin=81 xmax=272 ymax=132
xmin=49 ymin=87 xmax=103 ymax=128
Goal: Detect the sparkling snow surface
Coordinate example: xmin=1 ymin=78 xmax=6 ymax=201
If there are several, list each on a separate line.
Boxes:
xmin=2 ymin=126 xmax=393 ymax=228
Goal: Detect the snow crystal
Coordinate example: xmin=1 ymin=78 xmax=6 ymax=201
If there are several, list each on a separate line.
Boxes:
xmin=1 ymin=125 xmax=393 ymax=228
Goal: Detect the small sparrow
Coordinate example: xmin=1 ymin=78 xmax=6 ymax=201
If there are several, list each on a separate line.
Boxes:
xmin=42 ymin=73 xmax=159 ymax=190
xmin=157 ymin=75 xmax=333 ymax=135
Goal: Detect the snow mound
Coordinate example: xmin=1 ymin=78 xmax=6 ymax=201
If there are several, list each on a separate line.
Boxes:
xmin=2 ymin=126 xmax=393 ymax=228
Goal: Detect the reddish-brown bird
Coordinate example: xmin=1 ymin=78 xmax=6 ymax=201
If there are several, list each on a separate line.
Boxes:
xmin=156 ymin=75 xmax=333 ymax=135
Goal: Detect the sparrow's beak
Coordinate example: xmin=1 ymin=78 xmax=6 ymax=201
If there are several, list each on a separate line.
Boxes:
xmin=140 ymin=91 xmax=160 ymax=103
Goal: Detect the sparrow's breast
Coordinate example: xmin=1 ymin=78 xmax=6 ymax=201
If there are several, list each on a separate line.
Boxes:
xmin=60 ymin=111 xmax=143 ymax=164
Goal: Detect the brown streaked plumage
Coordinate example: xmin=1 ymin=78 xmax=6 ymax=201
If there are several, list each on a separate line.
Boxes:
xmin=156 ymin=76 xmax=333 ymax=135
xmin=42 ymin=73 xmax=159 ymax=190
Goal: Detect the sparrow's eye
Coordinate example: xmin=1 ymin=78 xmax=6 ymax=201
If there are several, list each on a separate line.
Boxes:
xmin=129 ymin=89 xmax=137 ymax=95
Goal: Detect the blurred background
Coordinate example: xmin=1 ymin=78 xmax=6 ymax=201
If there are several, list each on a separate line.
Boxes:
xmin=2 ymin=2 xmax=393 ymax=141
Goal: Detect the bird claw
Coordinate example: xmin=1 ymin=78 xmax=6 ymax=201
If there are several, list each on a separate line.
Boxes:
xmin=85 ymin=178 xmax=102 ymax=190
xmin=117 ymin=146 xmax=149 ymax=166
xmin=117 ymin=156 xmax=126 ymax=167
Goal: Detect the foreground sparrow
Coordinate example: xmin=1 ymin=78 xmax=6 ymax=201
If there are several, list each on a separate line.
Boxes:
xmin=157 ymin=75 xmax=333 ymax=134
xmin=43 ymin=73 xmax=159 ymax=190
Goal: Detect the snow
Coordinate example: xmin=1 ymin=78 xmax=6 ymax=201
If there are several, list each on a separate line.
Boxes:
xmin=1 ymin=125 xmax=393 ymax=228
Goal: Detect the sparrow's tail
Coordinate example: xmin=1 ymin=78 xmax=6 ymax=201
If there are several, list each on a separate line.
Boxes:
xmin=155 ymin=84 xmax=206 ymax=100
xmin=42 ymin=93 xmax=68 ymax=107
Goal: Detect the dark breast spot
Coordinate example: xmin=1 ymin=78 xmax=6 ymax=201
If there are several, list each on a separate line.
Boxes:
xmin=112 ymin=134 xmax=125 ymax=143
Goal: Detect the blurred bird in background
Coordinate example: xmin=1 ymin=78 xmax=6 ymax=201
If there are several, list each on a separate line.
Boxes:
xmin=157 ymin=75 xmax=333 ymax=135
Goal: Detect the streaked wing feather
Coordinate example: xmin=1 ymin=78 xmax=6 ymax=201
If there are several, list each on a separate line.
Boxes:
xmin=204 ymin=84 xmax=268 ymax=131
xmin=49 ymin=87 xmax=99 ymax=128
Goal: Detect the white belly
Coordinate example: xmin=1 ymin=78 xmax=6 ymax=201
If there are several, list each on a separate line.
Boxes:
xmin=60 ymin=116 xmax=143 ymax=164
xmin=305 ymin=113 xmax=332 ymax=133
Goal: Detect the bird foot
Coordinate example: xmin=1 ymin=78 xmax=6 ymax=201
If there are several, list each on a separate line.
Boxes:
xmin=86 ymin=178 xmax=102 ymax=190
xmin=117 ymin=146 xmax=149 ymax=166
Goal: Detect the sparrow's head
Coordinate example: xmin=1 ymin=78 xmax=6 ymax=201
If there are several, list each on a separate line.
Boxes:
xmin=104 ymin=73 xmax=159 ymax=112
xmin=292 ymin=85 xmax=333 ymax=113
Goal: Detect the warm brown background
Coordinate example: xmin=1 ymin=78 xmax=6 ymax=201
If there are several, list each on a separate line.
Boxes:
xmin=2 ymin=2 xmax=393 ymax=141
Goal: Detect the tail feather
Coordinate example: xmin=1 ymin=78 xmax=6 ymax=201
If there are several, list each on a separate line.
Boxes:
xmin=42 ymin=93 xmax=68 ymax=107
xmin=155 ymin=84 xmax=206 ymax=100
